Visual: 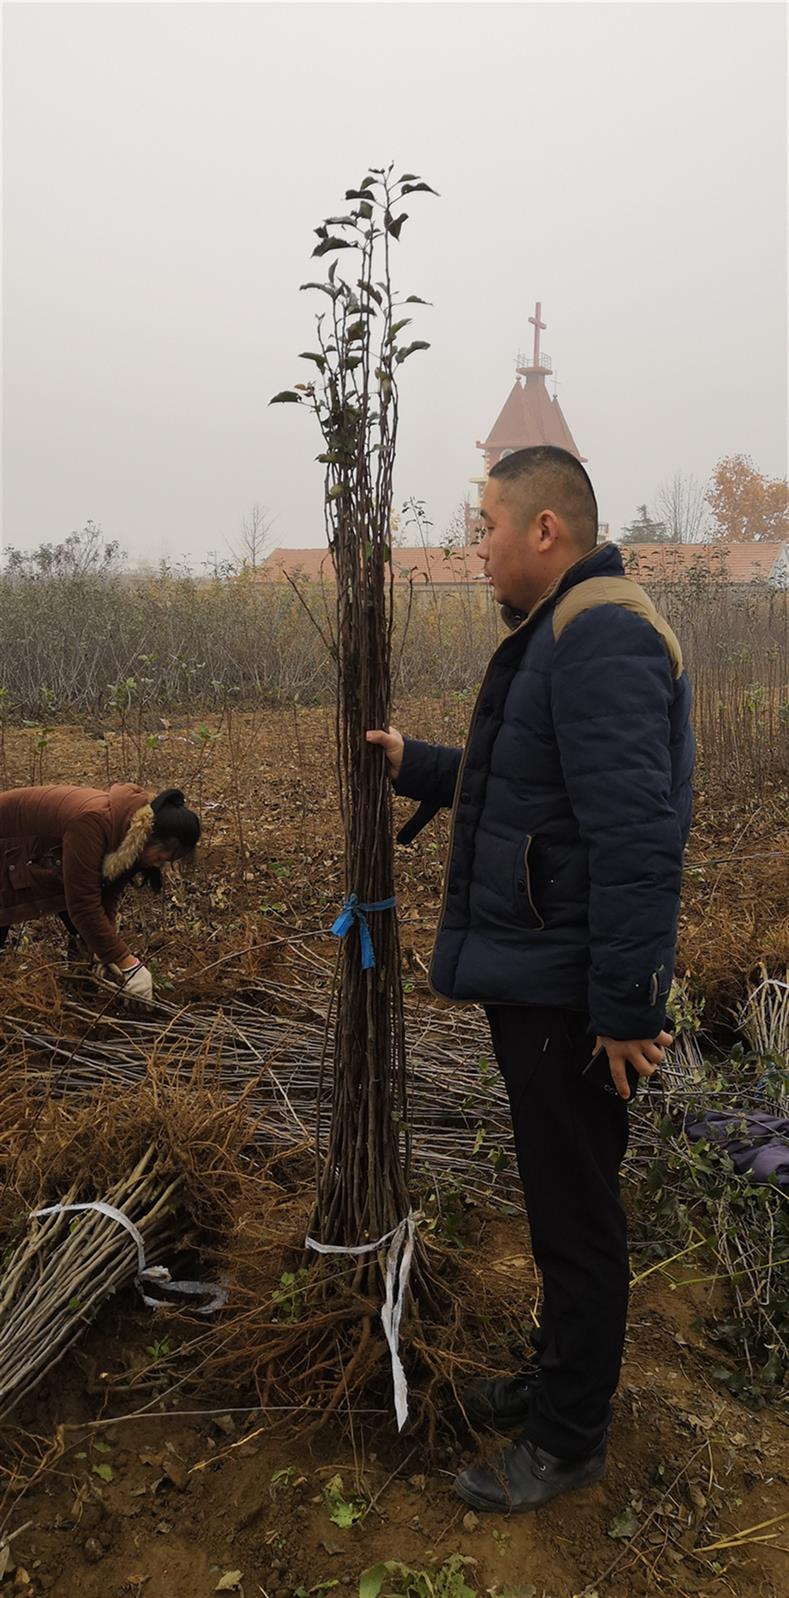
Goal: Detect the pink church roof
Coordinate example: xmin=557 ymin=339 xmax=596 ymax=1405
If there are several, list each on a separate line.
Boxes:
xmin=479 ymin=377 xmax=583 ymax=460
xmin=478 ymin=304 xmax=584 ymax=465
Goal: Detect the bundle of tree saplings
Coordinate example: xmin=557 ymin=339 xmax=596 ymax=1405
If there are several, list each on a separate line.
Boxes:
xmin=0 ymin=1072 xmax=255 ymax=1423
xmin=0 ymin=1145 xmax=184 ymax=1421
xmin=738 ymin=969 xmax=789 ymax=1111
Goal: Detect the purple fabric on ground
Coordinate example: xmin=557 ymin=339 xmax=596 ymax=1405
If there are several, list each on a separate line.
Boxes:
xmin=684 ymin=1110 xmax=789 ymax=1190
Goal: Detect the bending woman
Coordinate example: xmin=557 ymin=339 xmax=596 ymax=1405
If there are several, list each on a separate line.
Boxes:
xmin=0 ymin=784 xmax=200 ymax=998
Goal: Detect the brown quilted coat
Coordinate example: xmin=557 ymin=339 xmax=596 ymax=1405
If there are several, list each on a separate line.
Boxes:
xmin=0 ymin=784 xmax=154 ymax=964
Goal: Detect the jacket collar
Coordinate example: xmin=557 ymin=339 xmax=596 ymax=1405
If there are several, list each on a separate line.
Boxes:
xmin=102 ymin=786 xmax=155 ymax=881
xmin=501 ymin=541 xmax=625 ymax=633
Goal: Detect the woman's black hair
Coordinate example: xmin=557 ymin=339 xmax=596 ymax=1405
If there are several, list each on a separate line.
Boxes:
xmin=150 ymin=789 xmax=201 ymax=860
xmin=105 ymin=790 xmax=201 ymax=899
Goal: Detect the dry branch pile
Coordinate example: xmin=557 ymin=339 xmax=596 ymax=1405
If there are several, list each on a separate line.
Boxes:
xmin=3 ymin=986 xmax=519 ymax=1209
xmin=4 ymin=977 xmax=777 ymax=1193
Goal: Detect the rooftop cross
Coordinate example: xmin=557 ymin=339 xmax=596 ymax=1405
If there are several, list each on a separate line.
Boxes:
xmin=529 ymin=301 xmax=547 ymax=368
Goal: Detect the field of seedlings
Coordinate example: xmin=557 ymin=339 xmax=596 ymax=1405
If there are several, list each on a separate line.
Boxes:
xmin=0 ymin=564 xmax=787 ymax=1598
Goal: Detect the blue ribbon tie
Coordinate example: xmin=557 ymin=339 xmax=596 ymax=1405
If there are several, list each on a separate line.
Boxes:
xmin=330 ymin=893 xmax=396 ymax=970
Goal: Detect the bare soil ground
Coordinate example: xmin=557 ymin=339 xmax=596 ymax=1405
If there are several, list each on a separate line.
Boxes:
xmin=1 ymin=709 xmax=787 ymax=1598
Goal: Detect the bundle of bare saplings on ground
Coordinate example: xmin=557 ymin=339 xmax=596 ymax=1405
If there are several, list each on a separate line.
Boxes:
xmin=0 ymin=1071 xmax=256 ymax=1427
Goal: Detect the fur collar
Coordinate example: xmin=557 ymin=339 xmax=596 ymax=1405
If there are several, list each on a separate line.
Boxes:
xmin=102 ymin=804 xmax=155 ymax=882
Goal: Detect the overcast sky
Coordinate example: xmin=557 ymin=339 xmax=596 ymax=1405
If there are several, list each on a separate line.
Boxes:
xmin=2 ymin=1 xmax=787 ymax=566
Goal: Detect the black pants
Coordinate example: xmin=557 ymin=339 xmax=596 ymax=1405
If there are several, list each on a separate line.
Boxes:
xmin=485 ymin=1004 xmax=629 ymax=1461
xmin=0 ymin=912 xmax=78 ymax=949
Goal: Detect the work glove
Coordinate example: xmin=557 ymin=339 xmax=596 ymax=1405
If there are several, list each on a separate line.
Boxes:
xmin=97 ymin=959 xmax=153 ymax=1001
xmin=121 ymin=962 xmax=153 ymax=1001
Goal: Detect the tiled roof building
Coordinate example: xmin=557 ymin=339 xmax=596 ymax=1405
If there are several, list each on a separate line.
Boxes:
xmin=261 ymin=545 xmax=486 ymax=588
xmin=621 ymin=542 xmax=789 ymax=586
xmin=261 ymin=541 xmax=789 ymax=590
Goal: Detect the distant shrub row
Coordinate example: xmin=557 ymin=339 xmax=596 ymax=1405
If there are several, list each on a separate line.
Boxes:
xmin=0 ymin=565 xmax=786 ymax=790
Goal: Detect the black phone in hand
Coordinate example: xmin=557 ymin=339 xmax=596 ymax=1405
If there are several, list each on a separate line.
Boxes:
xmin=582 ymin=1045 xmax=641 ymax=1101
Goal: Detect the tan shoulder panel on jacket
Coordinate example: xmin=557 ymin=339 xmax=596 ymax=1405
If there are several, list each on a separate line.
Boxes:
xmin=552 ymin=576 xmax=683 ymax=679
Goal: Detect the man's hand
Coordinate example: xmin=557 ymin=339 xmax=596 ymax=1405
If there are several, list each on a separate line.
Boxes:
xmin=366 ymin=726 xmax=405 ymax=780
xmin=596 ymin=1030 xmax=673 ymax=1100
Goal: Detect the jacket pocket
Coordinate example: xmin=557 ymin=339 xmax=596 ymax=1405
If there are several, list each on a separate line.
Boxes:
xmin=513 ymin=835 xmax=544 ymax=929
xmin=0 ymin=847 xmax=63 ymax=901
xmin=3 ymin=854 xmax=35 ymax=893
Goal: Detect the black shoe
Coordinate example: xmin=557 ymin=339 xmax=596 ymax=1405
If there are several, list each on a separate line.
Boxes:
xmin=454 ymin=1433 xmax=607 ymax=1514
xmin=461 ymin=1373 xmax=537 ymax=1429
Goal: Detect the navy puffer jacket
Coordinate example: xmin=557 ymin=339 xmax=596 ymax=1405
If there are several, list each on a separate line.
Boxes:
xmin=394 ymin=541 xmax=695 ymax=1040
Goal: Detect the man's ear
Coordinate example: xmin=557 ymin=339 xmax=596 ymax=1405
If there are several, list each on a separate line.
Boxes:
xmin=537 ymin=509 xmax=561 ymax=548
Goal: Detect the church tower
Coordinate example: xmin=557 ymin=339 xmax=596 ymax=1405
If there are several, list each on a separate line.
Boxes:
xmin=476 ymin=301 xmax=585 ymax=475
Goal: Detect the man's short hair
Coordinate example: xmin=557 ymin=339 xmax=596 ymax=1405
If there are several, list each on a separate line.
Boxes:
xmin=489 ymin=446 xmax=599 ymax=550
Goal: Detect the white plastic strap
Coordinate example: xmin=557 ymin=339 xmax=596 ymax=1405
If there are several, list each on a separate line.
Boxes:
xmin=31 ymin=1200 xmax=227 ymax=1317
xmin=305 ymin=1213 xmax=417 ymax=1431
xmin=134 ymin=1264 xmax=228 ymax=1317
xmin=380 ymin=1217 xmax=416 ymax=1431
xmin=33 ymin=1201 xmax=147 ymax=1271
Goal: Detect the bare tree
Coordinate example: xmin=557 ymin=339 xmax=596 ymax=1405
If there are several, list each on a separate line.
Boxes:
xmin=655 ymin=473 xmax=709 ymax=544
xmin=225 ymin=502 xmax=274 ymax=573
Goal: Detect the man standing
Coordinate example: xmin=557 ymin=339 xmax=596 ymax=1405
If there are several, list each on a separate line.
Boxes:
xmin=367 ymin=445 xmax=694 ymax=1513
